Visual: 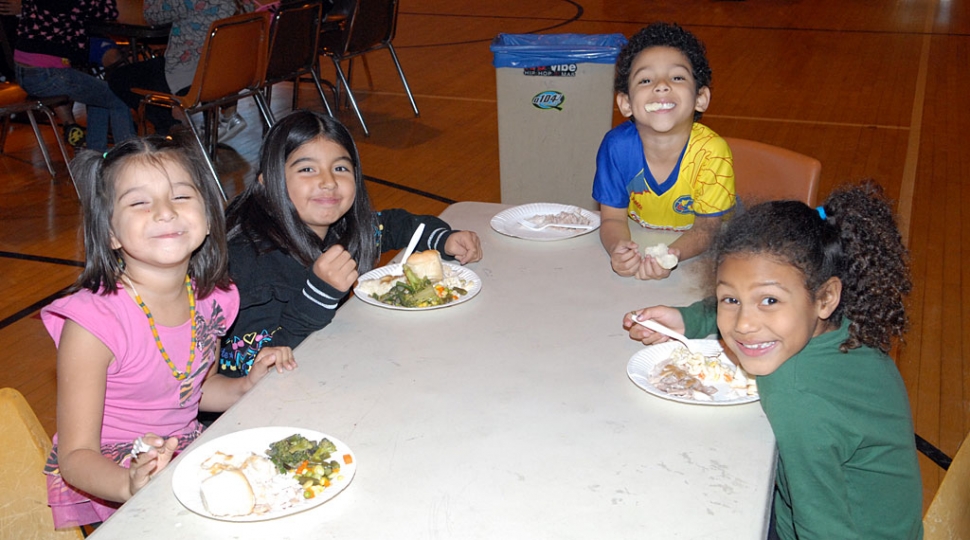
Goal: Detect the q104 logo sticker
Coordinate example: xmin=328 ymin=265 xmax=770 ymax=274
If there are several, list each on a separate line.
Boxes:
xmin=532 ymin=91 xmax=564 ymax=111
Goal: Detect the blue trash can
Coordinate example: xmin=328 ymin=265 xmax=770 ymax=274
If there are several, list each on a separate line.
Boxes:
xmin=490 ymin=33 xmax=626 ymax=210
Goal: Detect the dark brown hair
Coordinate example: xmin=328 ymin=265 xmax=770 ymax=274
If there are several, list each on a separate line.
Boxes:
xmin=713 ymin=181 xmax=911 ymax=353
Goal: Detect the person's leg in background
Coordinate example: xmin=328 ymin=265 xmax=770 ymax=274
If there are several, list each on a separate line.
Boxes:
xmin=16 ymin=64 xmax=134 ymax=151
xmin=218 ymin=102 xmax=246 ymax=142
xmin=107 ymin=56 xmax=178 ymax=135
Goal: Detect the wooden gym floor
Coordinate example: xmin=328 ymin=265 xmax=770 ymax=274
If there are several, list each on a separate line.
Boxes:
xmin=1 ymin=0 xmax=966 ymax=514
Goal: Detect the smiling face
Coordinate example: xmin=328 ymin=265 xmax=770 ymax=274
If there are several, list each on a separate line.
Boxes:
xmin=714 ymin=254 xmax=841 ymax=376
xmin=283 ymin=136 xmax=357 ymax=239
xmin=616 ymin=46 xmax=710 ymax=135
xmin=109 ymin=156 xmax=209 ymax=273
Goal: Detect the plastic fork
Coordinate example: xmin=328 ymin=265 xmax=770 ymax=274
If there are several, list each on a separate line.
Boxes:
xmin=629 ymin=317 xmax=703 ymax=355
xmin=519 ymin=219 xmax=593 ymax=231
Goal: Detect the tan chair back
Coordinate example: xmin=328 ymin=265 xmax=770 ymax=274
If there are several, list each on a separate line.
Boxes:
xmin=724 ymin=137 xmax=821 ymax=207
xmin=924 ymin=431 xmax=970 ymax=539
xmin=0 ymin=388 xmax=84 ymax=539
xmin=178 ymin=11 xmax=272 ymax=109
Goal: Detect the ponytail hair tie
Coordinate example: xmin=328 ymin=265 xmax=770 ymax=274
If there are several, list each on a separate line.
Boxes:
xmin=103 ymin=151 xmax=109 ymax=159
xmin=817 ymin=206 xmax=827 ymax=220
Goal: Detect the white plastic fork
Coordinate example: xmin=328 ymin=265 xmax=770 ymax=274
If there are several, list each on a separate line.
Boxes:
xmin=519 ymin=219 xmax=593 ymax=231
xmin=630 ymin=317 xmax=703 ymax=355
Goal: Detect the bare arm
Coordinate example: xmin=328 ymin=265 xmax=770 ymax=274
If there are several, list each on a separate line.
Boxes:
xmin=668 ymin=215 xmax=721 ymax=261
xmin=599 ymin=205 xmax=641 ymax=277
xmin=56 ymin=321 xmax=161 ymax=502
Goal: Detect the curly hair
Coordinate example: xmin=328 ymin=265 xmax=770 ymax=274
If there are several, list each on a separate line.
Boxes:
xmin=713 ymin=181 xmax=911 ymax=353
xmin=613 ymin=22 xmax=712 ymax=121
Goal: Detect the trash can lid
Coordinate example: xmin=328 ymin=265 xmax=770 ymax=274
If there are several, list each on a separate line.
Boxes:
xmin=490 ymin=33 xmax=628 ymax=68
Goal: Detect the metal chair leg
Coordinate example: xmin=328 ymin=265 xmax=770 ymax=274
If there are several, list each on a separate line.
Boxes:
xmin=386 ymin=43 xmax=419 ymax=117
xmin=183 ymin=111 xmax=227 ymax=202
xmin=252 ymin=92 xmax=274 ymax=130
xmin=35 ymin=105 xmax=78 ymax=196
xmin=331 ymin=58 xmax=369 ymax=136
xmin=25 ymin=109 xmax=57 ymax=178
xmin=309 ymin=69 xmax=335 ymax=117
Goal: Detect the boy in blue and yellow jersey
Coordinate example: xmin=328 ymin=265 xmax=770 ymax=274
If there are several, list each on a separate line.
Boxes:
xmin=593 ymin=22 xmax=734 ymax=280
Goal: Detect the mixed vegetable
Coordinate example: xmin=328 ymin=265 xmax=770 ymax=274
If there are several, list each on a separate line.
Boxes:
xmin=265 ymin=434 xmax=352 ymax=499
xmin=372 ymin=265 xmax=468 ymax=308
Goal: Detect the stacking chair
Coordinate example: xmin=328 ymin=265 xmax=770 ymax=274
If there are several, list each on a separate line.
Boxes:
xmin=318 ymin=0 xmax=419 ymax=136
xmin=724 ymin=137 xmax=821 ymax=207
xmin=924 ymin=430 xmax=970 ymax=539
xmin=262 ymin=0 xmax=336 ymax=121
xmin=0 ymin=387 xmax=85 ymax=540
xmin=0 ymin=83 xmax=78 ymax=194
xmin=133 ymin=11 xmax=273 ymax=200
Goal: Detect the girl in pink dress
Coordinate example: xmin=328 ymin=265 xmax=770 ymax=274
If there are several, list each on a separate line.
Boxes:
xmin=41 ymin=136 xmax=296 ymax=529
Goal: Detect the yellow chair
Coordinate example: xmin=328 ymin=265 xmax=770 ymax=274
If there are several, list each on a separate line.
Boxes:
xmin=0 ymin=387 xmax=84 ymax=540
xmin=724 ymin=137 xmax=821 ymax=207
xmin=924 ymin=431 xmax=970 ymax=539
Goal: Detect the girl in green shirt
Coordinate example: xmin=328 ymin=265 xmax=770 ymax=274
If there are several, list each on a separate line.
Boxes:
xmin=625 ymin=181 xmax=922 ymax=539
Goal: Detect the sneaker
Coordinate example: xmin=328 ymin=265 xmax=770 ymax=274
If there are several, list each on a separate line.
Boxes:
xmin=64 ymin=123 xmax=86 ymax=148
xmin=217 ymin=113 xmax=247 ymax=142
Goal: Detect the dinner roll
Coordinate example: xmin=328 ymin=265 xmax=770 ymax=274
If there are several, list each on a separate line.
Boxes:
xmin=200 ymin=468 xmax=255 ymax=517
xmin=405 ymin=250 xmax=444 ymax=282
xmin=643 ymin=243 xmax=679 ymax=270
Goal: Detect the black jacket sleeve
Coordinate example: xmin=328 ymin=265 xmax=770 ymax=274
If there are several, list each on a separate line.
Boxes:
xmin=376 ymin=208 xmax=458 ymax=259
xmin=272 ymin=269 xmax=347 ymax=348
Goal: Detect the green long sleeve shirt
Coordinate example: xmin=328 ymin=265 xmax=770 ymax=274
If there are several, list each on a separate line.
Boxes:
xmin=679 ymin=300 xmax=923 ymax=540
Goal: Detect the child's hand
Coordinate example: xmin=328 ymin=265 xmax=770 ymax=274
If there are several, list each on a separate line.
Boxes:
xmin=635 ymin=247 xmax=680 ymax=280
xmin=623 ymin=307 xmax=686 ymax=345
xmin=609 ymin=240 xmax=642 ymax=277
xmin=312 ymin=245 xmax=358 ymax=291
xmin=444 ymin=231 xmax=483 ymax=264
xmin=128 ymin=433 xmax=178 ymax=496
xmin=248 ymin=346 xmax=297 ymax=385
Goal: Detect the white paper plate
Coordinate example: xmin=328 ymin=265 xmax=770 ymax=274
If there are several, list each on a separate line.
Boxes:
xmin=353 ymin=261 xmax=482 ymax=311
xmin=627 ymin=340 xmax=759 ymax=406
xmin=490 ymin=203 xmax=600 ymax=241
xmin=172 ymin=427 xmax=356 ymax=521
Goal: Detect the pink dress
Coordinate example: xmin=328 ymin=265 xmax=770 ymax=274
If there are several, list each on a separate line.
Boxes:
xmin=40 ymin=283 xmax=239 ymax=528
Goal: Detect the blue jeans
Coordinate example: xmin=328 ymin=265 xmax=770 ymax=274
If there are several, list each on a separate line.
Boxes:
xmin=15 ymin=64 xmax=136 ymax=151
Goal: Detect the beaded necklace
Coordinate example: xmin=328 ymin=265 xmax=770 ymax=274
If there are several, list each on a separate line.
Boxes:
xmin=123 ymin=274 xmax=197 ymax=381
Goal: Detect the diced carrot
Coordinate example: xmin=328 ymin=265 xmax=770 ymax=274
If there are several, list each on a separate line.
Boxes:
xmin=323 ymin=477 xmax=331 ymax=487
xmin=295 ymin=460 xmax=309 ymax=475
xmin=343 ymin=454 xmax=353 ymax=465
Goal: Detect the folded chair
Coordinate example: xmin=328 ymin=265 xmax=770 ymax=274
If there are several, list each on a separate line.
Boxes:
xmin=0 ymin=387 xmax=84 ymax=539
xmin=924 ymin=430 xmax=970 ymax=539
xmin=133 ymin=11 xmax=273 ymax=200
xmin=318 ymin=0 xmax=419 ymax=136
xmin=262 ymin=0 xmax=336 ymax=121
xmin=0 ymin=83 xmax=77 ymax=193
xmin=724 ymin=137 xmax=821 ymax=207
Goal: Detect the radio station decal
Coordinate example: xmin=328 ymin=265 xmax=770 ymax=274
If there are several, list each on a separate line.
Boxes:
xmin=522 ymin=64 xmax=577 ymax=77
xmin=532 ymin=91 xmax=565 ymax=111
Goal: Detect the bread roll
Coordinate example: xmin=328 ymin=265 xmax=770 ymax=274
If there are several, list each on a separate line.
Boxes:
xmin=200 ymin=468 xmax=255 ymax=517
xmin=405 ymin=250 xmax=444 ymax=282
xmin=643 ymin=243 xmax=679 ymax=270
